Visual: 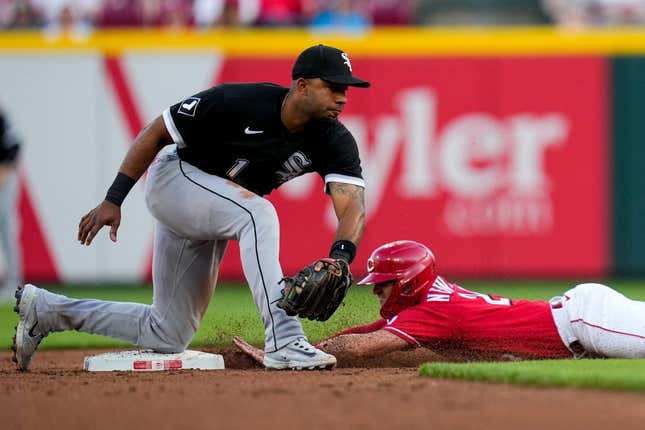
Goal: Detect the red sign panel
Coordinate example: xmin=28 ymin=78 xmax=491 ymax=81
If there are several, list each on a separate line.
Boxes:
xmin=216 ymin=57 xmax=609 ymax=279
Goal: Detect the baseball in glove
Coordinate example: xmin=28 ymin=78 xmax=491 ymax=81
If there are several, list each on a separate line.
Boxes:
xmin=277 ymin=258 xmax=353 ymax=321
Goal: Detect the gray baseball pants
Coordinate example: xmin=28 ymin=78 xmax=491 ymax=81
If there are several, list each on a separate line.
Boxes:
xmin=0 ymin=167 xmax=21 ymax=293
xmin=35 ymin=146 xmax=304 ymax=352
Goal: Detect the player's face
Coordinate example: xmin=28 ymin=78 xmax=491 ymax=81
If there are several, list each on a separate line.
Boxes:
xmin=373 ymin=281 xmax=396 ymax=307
xmin=303 ymin=78 xmax=348 ymax=120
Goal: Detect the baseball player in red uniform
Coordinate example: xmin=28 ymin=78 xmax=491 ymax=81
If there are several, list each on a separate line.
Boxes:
xmin=236 ymin=240 xmax=645 ymax=363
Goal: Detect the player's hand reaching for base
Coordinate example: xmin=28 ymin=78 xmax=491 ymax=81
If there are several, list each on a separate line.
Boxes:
xmin=233 ymin=336 xmax=264 ymax=366
xmin=78 ymin=200 xmax=121 ymax=245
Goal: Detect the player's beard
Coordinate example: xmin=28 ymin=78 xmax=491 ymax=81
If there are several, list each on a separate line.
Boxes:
xmin=316 ymin=106 xmax=343 ymax=123
xmin=312 ymin=116 xmax=336 ymax=125
xmin=309 ymin=110 xmax=336 ymax=124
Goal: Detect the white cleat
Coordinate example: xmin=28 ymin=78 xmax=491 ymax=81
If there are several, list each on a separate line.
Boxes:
xmin=263 ymin=337 xmax=337 ymax=370
xmin=12 ymin=284 xmax=48 ymax=371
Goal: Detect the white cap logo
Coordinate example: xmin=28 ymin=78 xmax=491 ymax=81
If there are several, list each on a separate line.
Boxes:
xmin=341 ymin=52 xmax=352 ymax=72
xmin=367 ymin=258 xmax=374 ymax=272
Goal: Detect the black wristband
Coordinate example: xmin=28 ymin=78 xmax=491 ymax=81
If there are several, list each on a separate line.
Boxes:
xmin=105 ymin=172 xmax=136 ymax=207
xmin=329 ymin=240 xmax=357 ymax=264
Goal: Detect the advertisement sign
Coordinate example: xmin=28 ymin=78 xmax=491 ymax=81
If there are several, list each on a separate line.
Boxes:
xmin=215 ymin=57 xmax=609 ymax=278
xmin=7 ymin=53 xmax=608 ymax=281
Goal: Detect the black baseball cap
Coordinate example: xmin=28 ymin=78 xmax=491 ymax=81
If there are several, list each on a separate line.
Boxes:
xmin=292 ymin=44 xmax=370 ymax=88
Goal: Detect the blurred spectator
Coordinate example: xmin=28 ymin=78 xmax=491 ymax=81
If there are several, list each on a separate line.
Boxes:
xmin=97 ymin=0 xmax=193 ymax=29
xmin=257 ymin=0 xmax=316 ymax=26
xmin=368 ymin=0 xmax=414 ymax=25
xmin=1 ymin=0 xmax=43 ymax=28
xmin=96 ymin=0 xmax=142 ymax=27
xmin=142 ymin=0 xmax=193 ymax=28
xmin=0 ymin=0 xmax=11 ymax=26
xmin=222 ymin=0 xmax=241 ymax=25
xmin=415 ymin=0 xmax=551 ymax=26
xmin=12 ymin=0 xmax=640 ymax=31
xmin=194 ymin=0 xmax=229 ymax=27
xmin=193 ymin=0 xmax=261 ymax=27
xmin=543 ymin=0 xmax=645 ymax=27
xmin=31 ymin=0 xmax=99 ymax=36
xmin=309 ymin=0 xmax=371 ymax=33
xmin=0 ymin=106 xmax=22 ymax=304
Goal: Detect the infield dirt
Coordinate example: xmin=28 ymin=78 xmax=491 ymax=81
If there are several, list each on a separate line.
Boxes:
xmin=2 ymin=349 xmax=645 ymax=430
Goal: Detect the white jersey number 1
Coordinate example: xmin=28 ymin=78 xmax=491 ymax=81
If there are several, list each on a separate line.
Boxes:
xmin=226 ymin=159 xmax=250 ymax=179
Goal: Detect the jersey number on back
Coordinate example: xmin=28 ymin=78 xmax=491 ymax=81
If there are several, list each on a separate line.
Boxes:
xmin=458 ymin=292 xmax=512 ymax=306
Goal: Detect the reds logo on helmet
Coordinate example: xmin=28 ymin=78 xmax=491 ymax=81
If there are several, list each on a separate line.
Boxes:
xmin=357 ymin=240 xmax=437 ymax=319
xmin=367 ymin=258 xmax=375 ymax=272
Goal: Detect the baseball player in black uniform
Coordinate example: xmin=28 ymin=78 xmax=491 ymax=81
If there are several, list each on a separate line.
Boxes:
xmin=12 ymin=44 xmax=370 ymax=370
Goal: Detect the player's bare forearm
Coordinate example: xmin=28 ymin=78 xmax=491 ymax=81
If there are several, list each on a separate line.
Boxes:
xmin=77 ymin=116 xmax=172 ymax=246
xmin=317 ymin=330 xmax=408 ymax=359
xmin=118 ymin=115 xmax=172 ymax=180
xmin=316 ymin=319 xmax=387 ymax=346
xmin=328 ymin=182 xmax=365 ymax=245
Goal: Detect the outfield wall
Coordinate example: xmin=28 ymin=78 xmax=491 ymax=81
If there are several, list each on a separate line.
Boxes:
xmin=0 ymin=28 xmax=643 ymax=282
xmin=612 ymin=57 xmax=645 ymax=277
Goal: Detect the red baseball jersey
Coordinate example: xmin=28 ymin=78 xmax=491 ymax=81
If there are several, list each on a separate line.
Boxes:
xmin=344 ymin=276 xmax=571 ymax=360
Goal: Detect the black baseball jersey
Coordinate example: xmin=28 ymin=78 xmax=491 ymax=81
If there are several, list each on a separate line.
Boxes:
xmin=0 ymin=111 xmax=20 ymax=164
xmin=162 ymin=83 xmax=364 ymax=196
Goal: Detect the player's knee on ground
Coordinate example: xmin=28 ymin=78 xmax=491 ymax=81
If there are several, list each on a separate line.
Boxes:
xmin=148 ymin=331 xmax=193 ymax=354
xmin=152 ymin=339 xmax=191 ymax=354
xmin=143 ymin=313 xmax=196 ymax=353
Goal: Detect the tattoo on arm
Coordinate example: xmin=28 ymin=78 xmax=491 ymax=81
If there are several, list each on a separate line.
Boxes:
xmin=328 ymin=183 xmax=366 ymax=243
xmin=328 ymin=182 xmax=365 ymax=211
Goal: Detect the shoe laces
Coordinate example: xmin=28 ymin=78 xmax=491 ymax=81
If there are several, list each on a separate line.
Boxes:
xmin=291 ymin=338 xmax=313 ymax=353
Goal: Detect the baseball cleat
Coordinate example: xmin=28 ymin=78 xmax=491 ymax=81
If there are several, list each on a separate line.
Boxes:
xmin=12 ymin=284 xmax=48 ymax=371
xmin=263 ymin=337 xmax=337 ymax=370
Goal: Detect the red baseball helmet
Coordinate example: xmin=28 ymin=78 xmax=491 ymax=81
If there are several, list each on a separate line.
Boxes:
xmin=358 ymin=240 xmax=437 ymax=319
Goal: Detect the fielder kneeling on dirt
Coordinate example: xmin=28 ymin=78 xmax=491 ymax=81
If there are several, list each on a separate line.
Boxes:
xmin=11 ymin=44 xmax=369 ymax=372
xmin=236 ymin=240 xmax=645 ymax=364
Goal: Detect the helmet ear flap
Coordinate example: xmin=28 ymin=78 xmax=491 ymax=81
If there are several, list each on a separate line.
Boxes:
xmin=401 ymin=279 xmax=414 ymax=295
xmin=400 ymin=277 xmax=422 ymax=296
xmin=380 ymin=277 xmax=425 ymax=319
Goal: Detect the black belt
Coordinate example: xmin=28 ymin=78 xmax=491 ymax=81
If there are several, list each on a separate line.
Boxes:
xmin=568 ymin=340 xmax=586 ymax=356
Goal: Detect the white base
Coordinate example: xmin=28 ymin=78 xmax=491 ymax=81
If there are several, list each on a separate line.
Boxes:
xmin=83 ymin=349 xmax=225 ymax=372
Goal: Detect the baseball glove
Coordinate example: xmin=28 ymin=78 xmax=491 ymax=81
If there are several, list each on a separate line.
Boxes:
xmin=277 ymin=258 xmax=353 ymax=321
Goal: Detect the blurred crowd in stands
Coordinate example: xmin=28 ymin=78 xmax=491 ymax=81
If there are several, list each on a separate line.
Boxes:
xmin=1 ymin=0 xmax=644 ymax=32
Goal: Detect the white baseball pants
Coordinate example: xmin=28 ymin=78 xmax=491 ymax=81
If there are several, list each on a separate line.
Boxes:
xmin=551 ymin=283 xmax=645 ymax=358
